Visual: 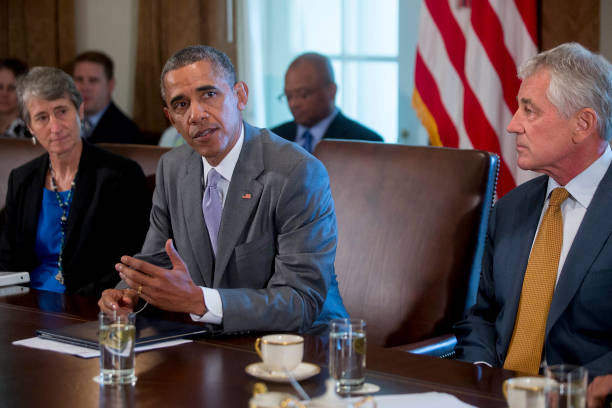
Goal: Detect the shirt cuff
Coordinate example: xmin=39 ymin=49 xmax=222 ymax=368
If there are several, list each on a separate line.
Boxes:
xmin=189 ymin=287 xmax=223 ymax=324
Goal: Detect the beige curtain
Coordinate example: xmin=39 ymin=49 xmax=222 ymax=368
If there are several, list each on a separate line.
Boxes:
xmin=133 ymin=0 xmax=237 ymax=140
xmin=541 ymin=0 xmax=600 ymax=52
xmin=0 ymin=0 xmax=75 ymax=70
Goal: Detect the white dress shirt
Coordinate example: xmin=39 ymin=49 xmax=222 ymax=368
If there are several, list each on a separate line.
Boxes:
xmin=540 ymin=145 xmax=612 ymax=285
xmin=189 ymin=123 xmax=244 ymax=324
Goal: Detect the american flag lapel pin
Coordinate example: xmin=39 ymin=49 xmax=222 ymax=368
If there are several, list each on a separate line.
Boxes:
xmin=242 ymin=193 xmax=252 ymax=199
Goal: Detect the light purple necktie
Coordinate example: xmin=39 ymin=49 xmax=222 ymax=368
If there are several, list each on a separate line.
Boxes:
xmin=203 ymin=168 xmax=223 ymax=256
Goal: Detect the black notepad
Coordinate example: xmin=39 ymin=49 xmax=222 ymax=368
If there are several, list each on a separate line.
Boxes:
xmin=36 ymin=316 xmax=210 ymax=349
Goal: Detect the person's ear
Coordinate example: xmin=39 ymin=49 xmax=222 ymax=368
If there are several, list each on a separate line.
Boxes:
xmin=572 ymin=108 xmax=597 ymax=143
xmin=234 ymin=81 xmax=249 ymax=111
xmin=328 ymin=82 xmax=337 ymax=100
xmin=163 ymin=107 xmax=175 ymax=125
xmin=108 ymin=77 xmax=116 ymax=94
xmin=26 ymin=119 xmax=38 ymax=144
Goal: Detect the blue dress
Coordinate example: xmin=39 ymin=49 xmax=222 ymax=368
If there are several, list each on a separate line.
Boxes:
xmin=30 ymin=188 xmax=72 ymax=293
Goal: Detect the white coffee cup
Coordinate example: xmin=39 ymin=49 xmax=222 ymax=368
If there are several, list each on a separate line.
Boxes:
xmin=254 ymin=334 xmax=304 ymax=372
xmin=503 ymin=376 xmax=551 ymax=408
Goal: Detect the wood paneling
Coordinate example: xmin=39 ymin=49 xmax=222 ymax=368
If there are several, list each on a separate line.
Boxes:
xmin=541 ymin=0 xmax=600 ymax=51
xmin=133 ymin=0 xmax=238 ymax=134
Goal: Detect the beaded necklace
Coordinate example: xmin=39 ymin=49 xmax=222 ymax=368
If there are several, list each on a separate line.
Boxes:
xmin=49 ymin=165 xmax=77 ymax=285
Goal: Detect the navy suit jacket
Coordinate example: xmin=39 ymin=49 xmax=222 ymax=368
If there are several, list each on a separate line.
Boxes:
xmin=455 ymin=164 xmax=612 ymax=376
xmin=136 ymin=122 xmax=348 ymax=333
xmin=272 ymin=111 xmax=383 ymax=143
xmin=88 ymin=101 xmax=143 ymax=144
xmin=0 ymin=142 xmax=151 ymax=297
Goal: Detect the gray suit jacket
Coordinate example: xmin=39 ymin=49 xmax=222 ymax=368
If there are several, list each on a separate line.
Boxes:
xmin=455 ymin=163 xmax=612 ymax=376
xmin=138 ymin=122 xmax=348 ymax=333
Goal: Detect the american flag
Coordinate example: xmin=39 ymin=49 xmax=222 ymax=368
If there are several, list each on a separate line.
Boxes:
xmin=413 ymin=0 xmax=538 ymax=196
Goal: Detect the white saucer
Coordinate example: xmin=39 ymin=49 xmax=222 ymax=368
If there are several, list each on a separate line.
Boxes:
xmin=245 ymin=362 xmax=320 ymax=383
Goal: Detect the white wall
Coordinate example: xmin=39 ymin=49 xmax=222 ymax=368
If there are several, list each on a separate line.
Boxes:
xmin=74 ymin=0 xmax=139 ymax=116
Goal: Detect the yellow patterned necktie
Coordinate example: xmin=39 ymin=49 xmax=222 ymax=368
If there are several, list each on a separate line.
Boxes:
xmin=503 ymin=187 xmax=570 ymax=374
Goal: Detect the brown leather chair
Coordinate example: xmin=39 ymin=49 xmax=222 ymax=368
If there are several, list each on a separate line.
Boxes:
xmin=314 ymin=140 xmax=498 ymax=352
xmin=0 ymin=137 xmax=45 ymax=210
xmin=96 ymin=143 xmax=170 ymax=193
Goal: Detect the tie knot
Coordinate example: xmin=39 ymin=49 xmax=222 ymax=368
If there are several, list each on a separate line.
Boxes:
xmin=549 ymin=187 xmax=569 ymax=207
xmin=207 ymin=168 xmax=222 ymax=187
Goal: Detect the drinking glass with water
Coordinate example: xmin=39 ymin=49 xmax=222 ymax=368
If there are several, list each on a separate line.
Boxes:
xmin=97 ymin=311 xmax=137 ymax=385
xmin=544 ymin=364 xmax=587 ymax=408
xmin=328 ymin=318 xmax=366 ymax=392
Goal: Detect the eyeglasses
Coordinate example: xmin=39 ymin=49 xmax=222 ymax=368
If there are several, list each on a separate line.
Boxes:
xmin=277 ymin=84 xmax=329 ymax=103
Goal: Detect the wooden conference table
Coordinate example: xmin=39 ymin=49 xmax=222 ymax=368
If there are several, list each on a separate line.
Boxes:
xmin=0 ymin=288 xmax=515 ymax=407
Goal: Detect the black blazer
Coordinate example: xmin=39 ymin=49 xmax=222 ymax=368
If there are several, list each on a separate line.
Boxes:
xmin=88 ymin=101 xmax=143 ymax=144
xmin=0 ymin=141 xmax=151 ymax=297
xmin=271 ymin=111 xmax=384 ymax=143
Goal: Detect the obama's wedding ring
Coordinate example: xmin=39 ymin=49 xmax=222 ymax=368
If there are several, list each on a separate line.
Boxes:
xmin=137 ymin=285 xmax=143 ymax=296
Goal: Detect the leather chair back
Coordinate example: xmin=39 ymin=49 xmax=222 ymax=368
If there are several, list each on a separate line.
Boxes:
xmin=0 ymin=137 xmax=45 ymax=210
xmin=96 ymin=143 xmax=170 ymax=192
xmin=314 ymin=140 xmax=498 ymax=347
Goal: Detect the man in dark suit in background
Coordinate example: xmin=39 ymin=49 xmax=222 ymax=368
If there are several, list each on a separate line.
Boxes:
xmin=73 ymin=51 xmax=143 ymax=144
xmin=272 ymin=52 xmax=382 ymax=152
xmin=454 ymin=43 xmax=612 ymax=377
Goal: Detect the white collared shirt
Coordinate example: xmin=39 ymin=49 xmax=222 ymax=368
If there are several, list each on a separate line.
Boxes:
xmin=190 ymin=123 xmax=244 ymax=324
xmin=201 ymin=125 xmax=244 ymax=207
xmin=538 ymin=144 xmax=612 ymax=284
xmin=296 ymin=108 xmax=338 ymax=152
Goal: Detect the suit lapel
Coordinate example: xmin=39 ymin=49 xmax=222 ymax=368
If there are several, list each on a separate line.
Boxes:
xmin=89 ymin=102 xmax=115 ymax=143
xmin=288 ymin=122 xmax=298 ymax=142
xmin=547 ymin=164 xmax=612 ymax=334
xmin=22 ymin=156 xmax=48 ymax=251
xmin=64 ymin=143 xmax=95 ymax=252
xmin=504 ymin=178 xmax=548 ymax=326
xmin=180 ymin=149 xmax=214 ymax=287
xmin=322 ymin=112 xmax=345 ymax=140
xmin=213 ymin=123 xmax=264 ymax=286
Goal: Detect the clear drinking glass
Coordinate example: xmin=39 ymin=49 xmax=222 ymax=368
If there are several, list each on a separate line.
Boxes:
xmin=97 ymin=311 xmax=137 ymax=385
xmin=544 ymin=364 xmax=587 ymax=408
xmin=329 ymin=318 xmax=367 ymax=392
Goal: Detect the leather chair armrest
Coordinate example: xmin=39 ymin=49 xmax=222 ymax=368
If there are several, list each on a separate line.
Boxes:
xmin=390 ymin=334 xmax=457 ymax=358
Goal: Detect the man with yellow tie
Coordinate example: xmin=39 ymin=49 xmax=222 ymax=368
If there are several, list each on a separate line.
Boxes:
xmin=454 ymin=42 xmax=612 ymax=377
